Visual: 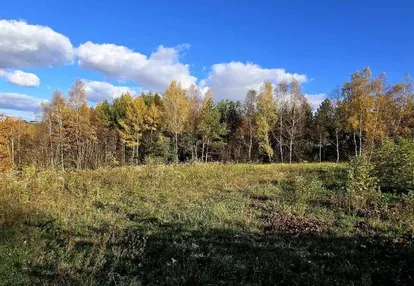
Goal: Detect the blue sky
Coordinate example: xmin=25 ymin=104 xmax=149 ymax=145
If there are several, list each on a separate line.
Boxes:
xmin=0 ymin=0 xmax=413 ymax=120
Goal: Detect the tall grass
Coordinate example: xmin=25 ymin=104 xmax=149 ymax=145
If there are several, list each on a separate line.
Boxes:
xmin=1 ymin=163 xmax=413 ymax=285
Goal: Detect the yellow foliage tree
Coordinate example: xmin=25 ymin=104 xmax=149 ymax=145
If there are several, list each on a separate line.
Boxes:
xmin=162 ymin=80 xmax=190 ymax=162
xmin=119 ymin=96 xmax=147 ymax=164
xmin=256 ymin=81 xmax=277 ymax=162
xmin=342 ymin=67 xmax=374 ymax=156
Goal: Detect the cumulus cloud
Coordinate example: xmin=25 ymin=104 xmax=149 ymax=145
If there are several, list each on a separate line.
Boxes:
xmin=0 ymin=92 xmax=45 ymax=112
xmin=0 ymin=69 xmax=40 ymax=87
xmin=76 ymin=42 xmax=196 ymax=92
xmin=83 ymin=80 xmax=137 ymax=102
xmin=0 ymin=19 xmax=74 ymax=68
xmin=200 ymin=62 xmax=308 ymax=101
xmin=305 ymin=93 xmax=326 ymax=111
xmin=0 ymin=19 xmax=318 ymax=111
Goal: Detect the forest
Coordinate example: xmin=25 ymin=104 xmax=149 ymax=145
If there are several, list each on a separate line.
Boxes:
xmin=1 ymin=66 xmax=413 ymax=171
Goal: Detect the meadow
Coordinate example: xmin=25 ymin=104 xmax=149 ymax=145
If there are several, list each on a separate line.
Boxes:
xmin=1 ymin=163 xmax=413 ymax=285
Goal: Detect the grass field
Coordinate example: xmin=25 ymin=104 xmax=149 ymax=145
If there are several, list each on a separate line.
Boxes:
xmin=1 ymin=163 xmax=414 ymax=285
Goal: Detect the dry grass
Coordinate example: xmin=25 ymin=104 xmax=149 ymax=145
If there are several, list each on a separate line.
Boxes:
xmin=1 ymin=163 xmax=413 ymax=285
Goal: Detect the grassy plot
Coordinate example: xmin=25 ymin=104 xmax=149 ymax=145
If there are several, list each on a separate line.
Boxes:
xmin=1 ymin=163 xmax=413 ymax=285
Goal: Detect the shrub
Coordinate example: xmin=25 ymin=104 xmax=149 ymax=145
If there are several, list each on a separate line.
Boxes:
xmin=280 ymin=175 xmax=327 ymax=204
xmin=372 ymin=138 xmax=414 ymax=193
xmin=22 ymin=165 xmax=36 ymax=177
xmin=344 ymin=155 xmax=379 ymax=213
xmin=144 ymin=155 xmax=168 ymax=165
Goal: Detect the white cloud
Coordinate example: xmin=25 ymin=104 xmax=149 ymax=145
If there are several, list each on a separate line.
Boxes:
xmin=76 ymin=42 xmax=196 ymax=92
xmin=0 ymin=92 xmax=45 ymax=112
xmin=0 ymin=19 xmax=74 ymax=68
xmin=0 ymin=69 xmax=40 ymax=87
xmin=200 ymin=62 xmax=308 ymax=101
xmin=1 ymin=108 xmax=38 ymax=121
xmin=83 ymin=80 xmax=137 ymax=102
xmin=305 ymin=93 xmax=326 ymax=111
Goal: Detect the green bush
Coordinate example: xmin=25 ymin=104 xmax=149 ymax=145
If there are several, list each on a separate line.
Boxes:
xmin=372 ymin=138 xmax=414 ymax=193
xmin=22 ymin=165 xmax=36 ymax=177
xmin=144 ymin=155 xmax=168 ymax=165
xmin=344 ymin=155 xmax=379 ymax=213
xmin=280 ymin=175 xmax=327 ymax=205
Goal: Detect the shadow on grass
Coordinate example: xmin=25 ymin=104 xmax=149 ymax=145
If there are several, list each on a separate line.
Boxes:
xmin=132 ymin=223 xmax=414 ymax=286
xmin=3 ymin=214 xmax=413 ymax=286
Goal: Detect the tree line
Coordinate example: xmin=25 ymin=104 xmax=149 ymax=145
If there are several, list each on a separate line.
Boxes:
xmin=0 ymin=67 xmax=413 ymax=171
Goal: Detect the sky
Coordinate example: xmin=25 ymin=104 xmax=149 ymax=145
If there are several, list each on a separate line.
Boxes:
xmin=0 ymin=0 xmax=413 ymax=120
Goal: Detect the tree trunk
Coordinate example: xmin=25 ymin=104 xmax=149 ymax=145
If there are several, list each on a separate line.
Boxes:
xmin=335 ymin=129 xmax=339 ymax=163
xmin=49 ymin=119 xmax=54 ymax=168
xmin=175 ymin=131 xmax=179 ymax=163
xmin=11 ymin=139 xmax=14 ymax=166
xmin=279 ymin=114 xmax=284 ymax=163
xmin=248 ymin=125 xmax=252 ymax=162
xmin=201 ymin=139 xmax=205 ymax=162
xmin=61 ymin=144 xmax=65 ymax=171
xmin=136 ymin=138 xmax=140 ymax=165
xmin=205 ymin=139 xmax=209 ymax=162
xmin=319 ymin=135 xmax=322 ymax=163
xmin=191 ymin=136 xmax=195 ymax=161
xmin=289 ymin=138 xmax=293 ymax=164
xmin=194 ymin=141 xmax=198 ymax=160
xmin=353 ymin=132 xmax=358 ymax=156
xmin=279 ymin=134 xmax=283 ymax=164
xmin=59 ymin=123 xmax=64 ymax=171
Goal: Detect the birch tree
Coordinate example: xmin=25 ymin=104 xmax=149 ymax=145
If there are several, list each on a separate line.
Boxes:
xmin=284 ymin=79 xmax=309 ymax=163
xmin=162 ymin=81 xmax=190 ymax=162
xmin=256 ymin=81 xmax=277 ymax=162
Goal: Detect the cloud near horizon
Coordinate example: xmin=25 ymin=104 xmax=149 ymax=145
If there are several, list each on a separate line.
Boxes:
xmin=83 ymin=80 xmax=138 ymax=102
xmin=200 ymin=62 xmax=308 ymax=101
xmin=304 ymin=93 xmax=327 ymax=111
xmin=0 ymin=92 xmax=45 ymax=112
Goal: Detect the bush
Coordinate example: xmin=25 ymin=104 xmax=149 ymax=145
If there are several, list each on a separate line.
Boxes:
xmin=22 ymin=165 xmax=36 ymax=177
xmin=344 ymin=155 xmax=379 ymax=213
xmin=372 ymin=138 xmax=414 ymax=193
xmin=144 ymin=155 xmax=168 ymax=165
xmin=280 ymin=175 xmax=327 ymax=204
